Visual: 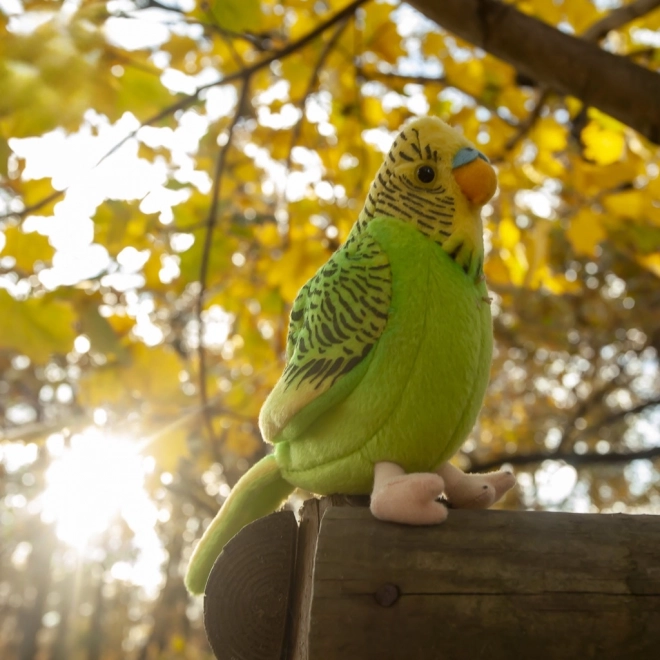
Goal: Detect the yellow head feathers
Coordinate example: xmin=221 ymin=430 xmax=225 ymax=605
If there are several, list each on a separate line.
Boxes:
xmin=354 ymin=116 xmax=496 ymax=278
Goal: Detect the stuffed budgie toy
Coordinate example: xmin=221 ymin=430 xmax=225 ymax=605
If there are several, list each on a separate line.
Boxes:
xmin=185 ymin=116 xmax=516 ymax=595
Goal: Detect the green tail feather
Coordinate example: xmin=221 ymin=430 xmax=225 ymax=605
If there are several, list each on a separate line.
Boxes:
xmin=185 ymin=454 xmax=295 ymax=595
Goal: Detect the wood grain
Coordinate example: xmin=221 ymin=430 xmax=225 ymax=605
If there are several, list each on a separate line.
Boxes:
xmin=286 ymin=495 xmax=369 ymax=658
xmin=204 ymin=510 xmax=297 ymax=660
xmin=309 ymin=507 xmax=660 ymax=659
xmin=286 ymin=499 xmax=321 ymax=660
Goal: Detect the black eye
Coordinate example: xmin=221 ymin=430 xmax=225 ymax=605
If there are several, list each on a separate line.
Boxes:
xmin=416 ymin=165 xmax=435 ymax=184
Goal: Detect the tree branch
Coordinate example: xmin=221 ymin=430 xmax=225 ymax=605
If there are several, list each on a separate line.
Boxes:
xmin=555 ymin=373 xmax=627 ymax=453
xmin=582 ymin=0 xmax=660 ymax=42
xmin=407 ymin=0 xmax=660 ymax=143
xmin=493 ymin=0 xmax=659 ymax=158
xmin=196 ymin=80 xmax=250 ymax=444
xmin=469 ymin=445 xmax=660 ymax=472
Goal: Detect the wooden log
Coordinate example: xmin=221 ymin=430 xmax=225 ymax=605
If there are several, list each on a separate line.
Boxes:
xmin=204 ymin=510 xmax=297 ymax=660
xmin=204 ymin=499 xmax=660 ymax=660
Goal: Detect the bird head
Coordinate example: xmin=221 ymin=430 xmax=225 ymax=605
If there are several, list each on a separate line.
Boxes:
xmin=359 ymin=116 xmax=497 ymax=278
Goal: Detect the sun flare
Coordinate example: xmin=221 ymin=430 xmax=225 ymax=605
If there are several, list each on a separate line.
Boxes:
xmin=43 ymin=429 xmax=157 ymax=552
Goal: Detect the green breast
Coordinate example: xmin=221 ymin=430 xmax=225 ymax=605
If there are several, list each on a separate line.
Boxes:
xmin=276 ymin=217 xmax=492 ymax=494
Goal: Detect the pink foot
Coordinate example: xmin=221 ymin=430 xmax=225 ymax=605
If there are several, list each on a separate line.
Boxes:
xmin=370 ymin=473 xmax=447 ymax=525
xmin=448 ymin=470 xmax=516 ymax=509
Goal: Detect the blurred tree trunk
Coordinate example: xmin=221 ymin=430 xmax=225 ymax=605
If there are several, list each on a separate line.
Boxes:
xmin=87 ymin=565 xmax=106 ymax=660
xmin=18 ymin=522 xmax=56 ymax=660
xmin=138 ymin=529 xmax=186 ymax=660
xmin=50 ymin=566 xmax=76 ymax=660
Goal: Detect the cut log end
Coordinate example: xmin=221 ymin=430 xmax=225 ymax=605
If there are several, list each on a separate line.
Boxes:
xmin=204 ymin=510 xmax=297 ymax=660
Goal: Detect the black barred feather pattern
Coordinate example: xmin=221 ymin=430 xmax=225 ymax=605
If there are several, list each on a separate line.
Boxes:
xmin=355 ymin=125 xmax=457 ymax=249
xmin=283 ymin=232 xmax=391 ymax=392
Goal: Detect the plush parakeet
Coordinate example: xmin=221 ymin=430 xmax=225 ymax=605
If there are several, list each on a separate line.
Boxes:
xmin=185 ymin=117 xmax=516 ymax=595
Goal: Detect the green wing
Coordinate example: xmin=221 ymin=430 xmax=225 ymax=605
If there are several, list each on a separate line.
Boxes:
xmin=259 ymin=226 xmax=392 ymax=442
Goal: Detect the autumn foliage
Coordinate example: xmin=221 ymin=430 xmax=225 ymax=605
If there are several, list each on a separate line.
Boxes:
xmin=1 ymin=0 xmax=660 ymax=658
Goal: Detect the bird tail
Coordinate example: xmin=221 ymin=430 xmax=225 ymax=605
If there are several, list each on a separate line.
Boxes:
xmin=184 ymin=453 xmax=295 ymax=595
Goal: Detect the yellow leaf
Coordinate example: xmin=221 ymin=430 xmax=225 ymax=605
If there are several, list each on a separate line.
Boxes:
xmin=444 ymin=58 xmax=486 ymax=98
xmin=264 ymin=221 xmax=328 ymax=302
xmin=581 ymin=121 xmax=625 ymax=165
xmin=0 ymin=291 xmax=76 ymax=362
xmin=362 ymin=96 xmax=385 ymax=126
xmin=648 ymin=174 xmax=660 ymax=199
xmin=287 ymin=8 xmax=318 ymax=40
xmin=566 ymin=209 xmax=606 ymax=256
xmin=540 ymin=269 xmax=581 ymax=295
xmin=209 ymin=0 xmax=261 ymax=32
xmin=145 ymin=426 xmax=190 ymax=472
xmin=421 ymin=32 xmax=445 ymax=59
xmin=78 ymin=365 xmax=126 ymax=408
xmin=105 ymin=312 xmax=135 ymax=338
xmin=532 ymin=117 xmax=568 ymax=152
xmin=160 ymin=35 xmax=199 ymax=69
xmin=1 ymin=225 xmax=54 ymax=271
xmin=564 ymin=0 xmax=601 ymax=33
xmin=20 ymin=177 xmax=60 ymax=216
xmin=502 ymin=245 xmax=528 ymax=286
xmin=368 ymin=20 xmax=405 ymax=64
xmin=498 ymin=217 xmax=520 ymax=250
xmin=143 ymin=248 xmax=169 ymax=291
xmin=637 ymin=253 xmax=660 ymax=278
xmin=484 ymin=252 xmax=511 ymax=286
xmin=255 ymin=223 xmax=282 ymax=249
xmin=128 ymin=343 xmax=185 ymax=405
xmin=170 ymin=635 xmax=186 ymax=654
xmin=570 ymin=155 xmax=642 ymax=198
xmin=93 ymin=201 xmax=152 ymax=256
xmin=282 ymin=58 xmax=309 ymax=102
xmin=224 ymin=424 xmax=260 ymax=458
xmin=115 ymin=65 xmax=173 ymax=121
xmin=603 ymin=189 xmax=644 ymax=221
xmin=0 ymin=137 xmax=9 ymax=177
xmin=79 ymin=303 xmax=129 ymax=362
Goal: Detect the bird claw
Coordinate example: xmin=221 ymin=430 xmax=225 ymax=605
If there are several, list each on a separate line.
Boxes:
xmin=370 ymin=472 xmax=448 ymax=525
xmin=446 ymin=470 xmax=516 ymax=509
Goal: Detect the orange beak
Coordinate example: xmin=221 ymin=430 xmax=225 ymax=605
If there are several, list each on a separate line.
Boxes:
xmin=452 ymin=147 xmax=497 ymax=206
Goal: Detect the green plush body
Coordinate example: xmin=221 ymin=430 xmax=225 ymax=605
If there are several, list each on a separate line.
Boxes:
xmin=274 ymin=217 xmax=492 ymax=494
xmin=185 ymin=117 xmax=498 ymax=595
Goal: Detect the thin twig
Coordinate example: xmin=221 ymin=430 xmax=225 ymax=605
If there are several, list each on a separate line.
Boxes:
xmin=157 ymin=213 xmax=277 ymax=234
xmin=469 ymin=397 xmax=660 ymax=472
xmin=555 ymin=373 xmax=625 ymax=453
xmin=118 ymin=5 xmax=277 ymax=50
xmin=502 ymin=87 xmax=550 ymax=153
xmin=285 ymin=19 xmax=350 ymax=175
xmin=164 ymin=483 xmax=218 ymax=516
xmin=280 ymin=18 xmax=351 ymax=247
xmin=356 ymin=67 xmax=520 ymax=128
xmin=200 ymin=0 xmax=246 ymax=69
xmin=0 ymin=0 xmax=368 ymax=222
xmin=468 ymin=444 xmax=660 ymax=473
xmin=582 ymin=0 xmax=660 ymax=42
xmin=196 ymin=80 xmax=250 ymax=444
xmin=586 ymin=396 xmax=660 ymax=433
